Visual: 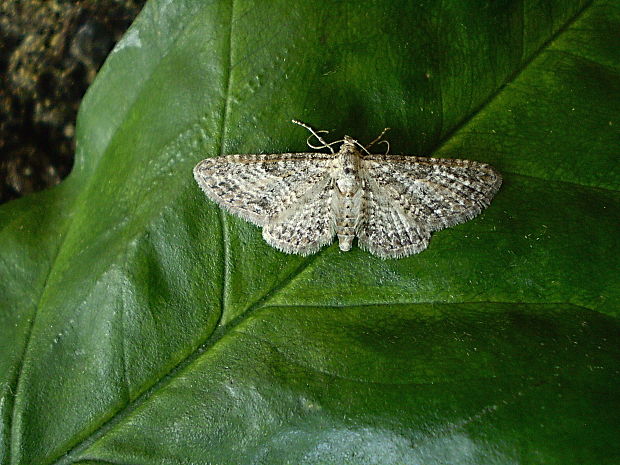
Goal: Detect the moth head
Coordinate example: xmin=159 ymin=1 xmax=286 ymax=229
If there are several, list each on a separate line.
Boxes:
xmin=344 ymin=135 xmax=365 ymax=150
xmin=341 ymin=135 xmax=372 ymax=157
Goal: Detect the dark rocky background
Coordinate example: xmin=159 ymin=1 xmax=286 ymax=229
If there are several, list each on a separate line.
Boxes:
xmin=0 ymin=0 xmax=146 ymax=203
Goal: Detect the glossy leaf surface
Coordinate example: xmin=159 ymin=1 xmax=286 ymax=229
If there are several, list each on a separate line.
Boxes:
xmin=1 ymin=1 xmax=619 ymax=464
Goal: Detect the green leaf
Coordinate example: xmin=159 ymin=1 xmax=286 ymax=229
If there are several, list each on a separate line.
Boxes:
xmin=1 ymin=0 xmax=619 ymax=464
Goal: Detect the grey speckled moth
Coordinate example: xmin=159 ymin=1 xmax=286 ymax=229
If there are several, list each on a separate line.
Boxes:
xmin=193 ymin=120 xmax=501 ymax=258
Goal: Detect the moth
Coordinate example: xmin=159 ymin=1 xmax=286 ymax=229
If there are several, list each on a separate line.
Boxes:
xmin=193 ymin=120 xmax=501 ymax=258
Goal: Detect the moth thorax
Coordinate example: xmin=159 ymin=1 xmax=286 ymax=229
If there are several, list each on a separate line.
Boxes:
xmin=338 ymin=143 xmax=360 ymax=169
xmin=336 ymin=148 xmax=360 ymax=195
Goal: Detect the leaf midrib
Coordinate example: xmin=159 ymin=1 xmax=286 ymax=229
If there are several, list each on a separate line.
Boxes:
xmin=432 ymin=0 xmax=595 ymax=161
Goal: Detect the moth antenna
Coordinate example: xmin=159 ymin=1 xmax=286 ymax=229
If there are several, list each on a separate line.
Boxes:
xmin=292 ymin=119 xmax=335 ymax=154
xmin=350 ymin=138 xmax=372 ymax=155
xmin=325 ymin=139 xmax=345 ymax=148
xmin=365 ymin=128 xmax=391 ymax=150
xmin=305 ymin=131 xmax=333 ymax=150
xmin=377 ymin=139 xmax=390 ymax=155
